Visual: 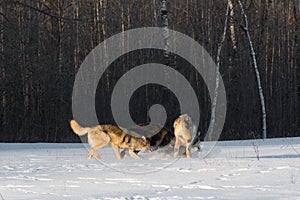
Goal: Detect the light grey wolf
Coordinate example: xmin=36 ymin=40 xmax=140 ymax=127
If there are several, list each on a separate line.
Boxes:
xmin=173 ymin=114 xmax=196 ymax=158
xmin=70 ymin=120 xmax=153 ymax=160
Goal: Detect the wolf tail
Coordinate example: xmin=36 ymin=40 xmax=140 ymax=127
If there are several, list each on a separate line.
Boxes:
xmin=70 ymin=120 xmax=90 ymax=136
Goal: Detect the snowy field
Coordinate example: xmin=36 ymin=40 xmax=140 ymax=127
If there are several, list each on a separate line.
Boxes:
xmin=1 ymin=137 xmax=300 ymax=200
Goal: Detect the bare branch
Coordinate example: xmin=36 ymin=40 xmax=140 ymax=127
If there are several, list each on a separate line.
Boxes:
xmin=252 ymin=142 xmax=260 ymax=160
xmin=11 ymin=0 xmax=96 ymax=23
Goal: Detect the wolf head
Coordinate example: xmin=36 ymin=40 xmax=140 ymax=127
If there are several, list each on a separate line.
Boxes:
xmin=140 ymin=136 xmax=154 ymax=152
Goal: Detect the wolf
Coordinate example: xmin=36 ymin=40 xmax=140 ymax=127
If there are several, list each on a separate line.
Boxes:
xmin=70 ymin=120 xmax=153 ymax=160
xmin=173 ymin=114 xmax=197 ymax=158
xmin=128 ymin=124 xmax=174 ymax=149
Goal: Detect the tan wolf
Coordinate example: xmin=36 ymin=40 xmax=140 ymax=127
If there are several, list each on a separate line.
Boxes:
xmin=70 ymin=120 xmax=153 ymax=160
xmin=173 ymin=114 xmax=196 ymax=158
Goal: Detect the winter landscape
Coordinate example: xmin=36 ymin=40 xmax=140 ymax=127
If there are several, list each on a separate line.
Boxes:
xmin=1 ymin=137 xmax=300 ymax=200
xmin=1 ymin=1 xmax=299 ymax=200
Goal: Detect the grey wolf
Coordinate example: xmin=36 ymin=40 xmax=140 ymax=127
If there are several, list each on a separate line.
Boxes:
xmin=70 ymin=120 xmax=153 ymax=160
xmin=173 ymin=114 xmax=196 ymax=158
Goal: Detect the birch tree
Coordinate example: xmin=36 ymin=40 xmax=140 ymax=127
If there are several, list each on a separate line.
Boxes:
xmin=238 ymin=0 xmax=267 ymax=139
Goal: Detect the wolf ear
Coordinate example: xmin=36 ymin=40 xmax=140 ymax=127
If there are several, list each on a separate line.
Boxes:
xmin=173 ymin=118 xmax=180 ymax=127
xmin=142 ymin=136 xmax=146 ymax=141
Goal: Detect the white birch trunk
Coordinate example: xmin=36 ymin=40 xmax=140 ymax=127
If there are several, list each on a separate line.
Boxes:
xmin=208 ymin=1 xmax=229 ymax=141
xmin=160 ymin=0 xmax=170 ymax=58
xmin=238 ymin=0 xmax=267 ymax=139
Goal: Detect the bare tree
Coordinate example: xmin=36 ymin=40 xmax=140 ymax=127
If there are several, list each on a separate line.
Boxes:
xmin=238 ymin=0 xmax=267 ymax=139
xmin=160 ymin=0 xmax=170 ymax=58
xmin=208 ymin=1 xmax=230 ymax=141
xmin=228 ymin=0 xmax=237 ymax=49
xmin=0 ymin=0 xmax=298 ymax=142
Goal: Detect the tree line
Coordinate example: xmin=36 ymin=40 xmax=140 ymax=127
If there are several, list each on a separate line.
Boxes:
xmin=0 ymin=0 xmax=299 ymax=142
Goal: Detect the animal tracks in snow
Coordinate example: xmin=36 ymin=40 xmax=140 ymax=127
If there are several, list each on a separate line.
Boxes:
xmin=1 ymin=139 xmax=300 ymax=199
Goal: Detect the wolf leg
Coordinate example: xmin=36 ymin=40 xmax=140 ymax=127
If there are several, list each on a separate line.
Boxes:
xmin=128 ymin=149 xmax=141 ymax=159
xmin=120 ymin=149 xmax=126 ymax=159
xmin=111 ymin=144 xmax=122 ymax=160
xmin=87 ymin=140 xmax=110 ymax=159
xmin=185 ymin=144 xmax=191 ymax=158
xmin=87 ymin=150 xmax=94 ymax=160
xmin=87 ymin=136 xmax=110 ymax=159
xmin=173 ymin=139 xmax=180 ymax=158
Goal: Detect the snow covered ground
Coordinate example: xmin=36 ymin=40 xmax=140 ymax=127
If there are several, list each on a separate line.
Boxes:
xmin=1 ymin=137 xmax=300 ymax=200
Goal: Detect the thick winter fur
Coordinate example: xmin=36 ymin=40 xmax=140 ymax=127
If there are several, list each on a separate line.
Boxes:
xmin=173 ymin=114 xmax=195 ymax=158
xmin=70 ymin=120 xmax=153 ymax=160
xmin=128 ymin=124 xmax=174 ymax=149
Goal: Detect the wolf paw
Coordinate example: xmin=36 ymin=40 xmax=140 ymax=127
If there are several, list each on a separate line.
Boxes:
xmin=87 ymin=154 xmax=93 ymax=160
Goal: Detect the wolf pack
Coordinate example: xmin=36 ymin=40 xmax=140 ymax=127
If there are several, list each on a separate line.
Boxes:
xmin=70 ymin=114 xmax=200 ymax=160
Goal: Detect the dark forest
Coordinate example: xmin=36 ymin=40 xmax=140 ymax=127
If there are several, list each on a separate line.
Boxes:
xmin=0 ymin=0 xmax=299 ymax=142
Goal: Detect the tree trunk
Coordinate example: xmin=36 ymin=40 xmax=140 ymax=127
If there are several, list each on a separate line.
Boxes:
xmin=238 ymin=0 xmax=267 ymax=139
